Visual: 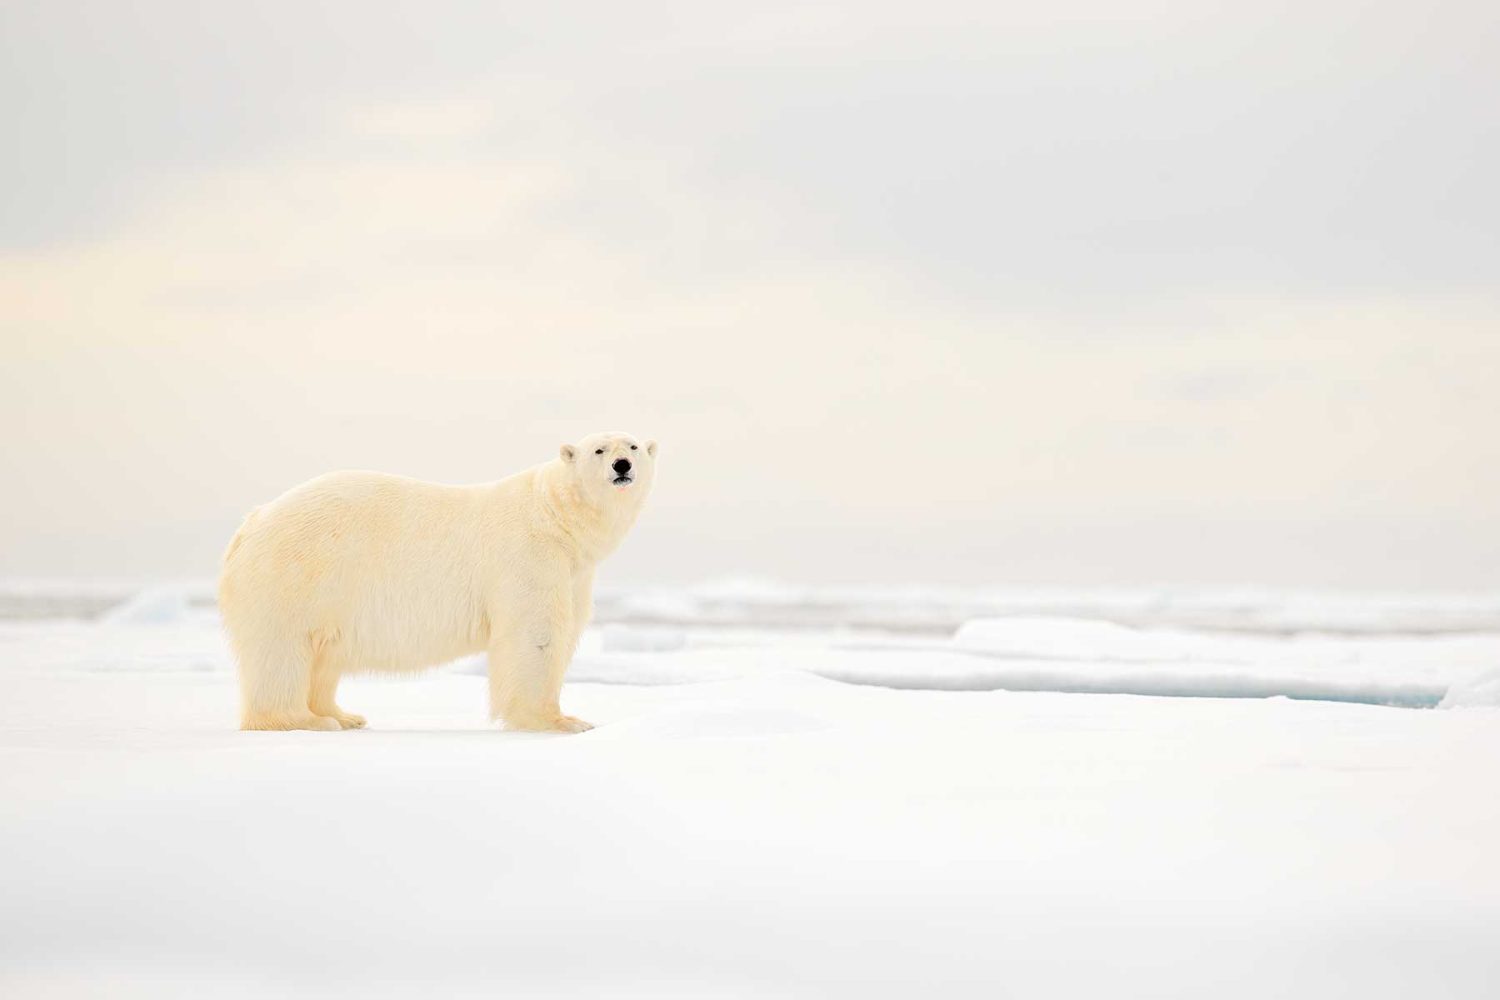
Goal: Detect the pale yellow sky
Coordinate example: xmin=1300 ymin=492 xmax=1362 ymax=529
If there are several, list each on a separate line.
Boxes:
xmin=3 ymin=2 xmax=1498 ymax=587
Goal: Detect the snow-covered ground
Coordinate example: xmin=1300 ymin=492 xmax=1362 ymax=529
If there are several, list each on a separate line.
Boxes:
xmin=2 ymin=582 xmax=1498 ymax=998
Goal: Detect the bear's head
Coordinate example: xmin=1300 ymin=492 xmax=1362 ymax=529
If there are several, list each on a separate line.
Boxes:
xmin=559 ymin=432 xmax=657 ymax=505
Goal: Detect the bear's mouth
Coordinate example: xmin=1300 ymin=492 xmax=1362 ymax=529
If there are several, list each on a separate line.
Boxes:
xmin=612 ymin=474 xmax=634 ymax=487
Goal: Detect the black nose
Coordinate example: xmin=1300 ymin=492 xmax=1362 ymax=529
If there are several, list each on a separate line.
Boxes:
xmin=612 ymin=458 xmax=632 ymax=475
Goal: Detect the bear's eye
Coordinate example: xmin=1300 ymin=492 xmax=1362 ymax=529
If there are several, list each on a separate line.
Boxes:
xmin=594 ymin=448 xmax=604 ymax=455
xmin=630 ymin=444 xmax=637 ymax=450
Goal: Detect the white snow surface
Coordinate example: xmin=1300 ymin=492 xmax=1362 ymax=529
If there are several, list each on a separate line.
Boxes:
xmin=2 ymin=582 xmax=1498 ymax=998
xmin=1441 ymin=666 xmax=1500 ymax=708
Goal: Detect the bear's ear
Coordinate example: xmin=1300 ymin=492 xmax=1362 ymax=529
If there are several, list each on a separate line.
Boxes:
xmin=559 ymin=444 xmax=577 ymax=463
xmin=645 ymin=440 xmax=658 ymax=458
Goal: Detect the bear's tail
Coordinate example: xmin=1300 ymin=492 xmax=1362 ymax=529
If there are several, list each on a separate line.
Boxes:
xmin=220 ymin=506 xmax=261 ymax=567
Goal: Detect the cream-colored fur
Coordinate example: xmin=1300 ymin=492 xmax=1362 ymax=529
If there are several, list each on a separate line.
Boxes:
xmin=218 ymin=432 xmax=656 ymax=732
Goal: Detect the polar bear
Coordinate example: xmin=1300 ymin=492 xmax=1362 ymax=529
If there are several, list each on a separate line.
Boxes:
xmin=218 ymin=432 xmax=656 ymax=732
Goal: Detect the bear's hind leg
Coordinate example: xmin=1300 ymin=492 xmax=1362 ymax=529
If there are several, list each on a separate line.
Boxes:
xmin=308 ymin=640 xmax=367 ymax=730
xmin=242 ymin=712 xmax=342 ymax=732
xmin=235 ymin=631 xmax=342 ymax=731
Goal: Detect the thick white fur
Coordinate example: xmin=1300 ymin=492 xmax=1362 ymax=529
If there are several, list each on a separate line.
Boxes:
xmin=218 ymin=432 xmax=656 ymax=732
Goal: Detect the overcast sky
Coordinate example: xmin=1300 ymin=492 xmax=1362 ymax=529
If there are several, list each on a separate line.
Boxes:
xmin=3 ymin=2 xmax=1498 ymax=588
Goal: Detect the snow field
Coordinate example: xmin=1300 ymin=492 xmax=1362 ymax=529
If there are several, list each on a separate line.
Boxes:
xmin=0 ymin=585 xmax=1497 ymax=997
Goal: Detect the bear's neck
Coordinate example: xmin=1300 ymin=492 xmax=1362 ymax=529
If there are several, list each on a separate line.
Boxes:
xmin=534 ymin=461 xmax=641 ymax=566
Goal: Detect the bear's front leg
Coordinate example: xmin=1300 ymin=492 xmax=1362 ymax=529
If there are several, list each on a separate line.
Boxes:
xmin=487 ymin=596 xmax=590 ymax=733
